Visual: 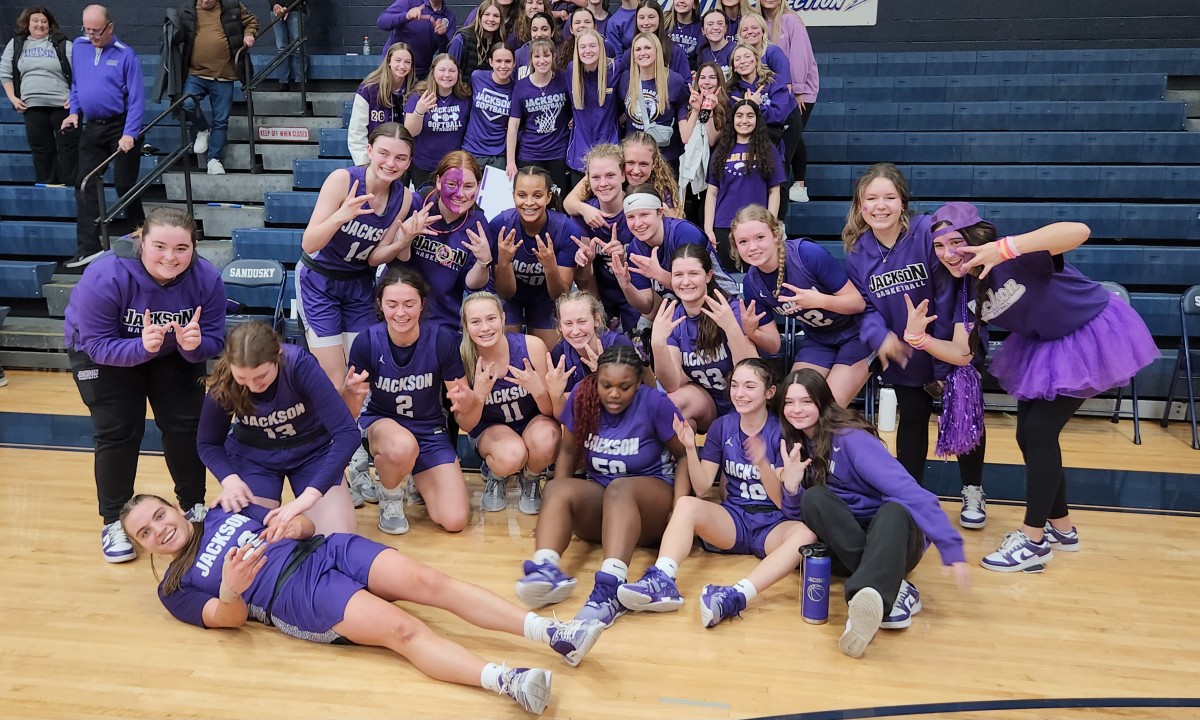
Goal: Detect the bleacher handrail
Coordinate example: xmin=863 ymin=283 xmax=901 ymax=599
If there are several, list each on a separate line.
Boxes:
xmin=81 ymin=92 xmax=198 ymax=251
xmin=236 ymin=0 xmax=310 ymax=174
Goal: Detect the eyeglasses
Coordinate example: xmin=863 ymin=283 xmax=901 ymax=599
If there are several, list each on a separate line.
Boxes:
xmin=80 ymin=22 xmax=112 ymax=37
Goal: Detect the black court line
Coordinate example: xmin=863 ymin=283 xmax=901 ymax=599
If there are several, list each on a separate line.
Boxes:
xmin=750 ymin=696 xmax=1200 ymax=720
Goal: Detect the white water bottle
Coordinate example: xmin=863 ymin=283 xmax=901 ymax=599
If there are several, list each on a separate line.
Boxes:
xmin=362 ymin=36 xmax=371 ymax=55
xmin=877 ymin=387 xmax=898 ymax=433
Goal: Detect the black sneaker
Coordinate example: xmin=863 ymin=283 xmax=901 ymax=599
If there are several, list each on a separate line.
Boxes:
xmin=64 ymin=249 xmax=104 ymax=269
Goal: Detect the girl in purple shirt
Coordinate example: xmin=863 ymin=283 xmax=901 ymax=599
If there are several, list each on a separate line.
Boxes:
xmin=463 ymin=46 xmax=517 ymax=170
xmin=650 ymin=243 xmax=761 ymax=431
xmin=665 ymin=0 xmax=703 ymax=69
xmin=65 ymin=208 xmax=226 ymax=563
xmin=718 ymin=0 xmax=753 ymax=43
xmin=347 ymin=43 xmax=416 ymax=166
xmin=696 ymin=8 xmax=733 ymax=78
xmin=506 ymin=39 xmax=572 ymax=192
xmin=704 ymin=99 xmax=785 ymax=265
xmin=458 ymin=292 xmax=559 ymax=516
xmin=513 ymin=12 xmax=555 ymax=79
xmin=733 ymin=204 xmax=870 ymax=406
xmin=547 ymin=290 xmax=636 ymax=418
xmin=736 ymin=14 xmax=790 ymax=84
xmin=197 ymin=322 xmax=358 ymax=536
xmin=618 ymin=33 xmax=689 ymax=161
xmin=759 ymin=0 xmax=818 ymax=203
xmin=916 ymin=202 xmax=1156 ymax=574
xmin=121 ymin=495 xmax=607 ymax=714
xmin=377 ymin=0 xmax=457 ymax=78
xmin=843 ymin=164 xmax=989 ymax=530
xmin=447 ymin=0 xmax=505 ymax=76
xmin=565 ymin=29 xmax=622 ymax=182
xmin=777 ymin=369 xmax=970 ymax=659
xmin=515 ymin=345 xmax=689 ymax=628
xmin=633 ymin=1 xmax=691 ymax=80
xmin=404 ymin=53 xmax=473 ymax=189
xmin=618 ymin=359 xmax=817 ymax=625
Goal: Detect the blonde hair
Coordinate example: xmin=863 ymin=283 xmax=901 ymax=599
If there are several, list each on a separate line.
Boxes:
xmin=759 ymin=0 xmax=801 ymax=45
xmin=621 ymin=132 xmax=680 ymax=207
xmin=664 ymin=0 xmax=696 ymax=32
xmin=571 ymin=29 xmax=609 ymax=109
xmin=736 ymin=13 xmax=770 ymax=56
xmin=726 ymin=42 xmax=774 ymax=87
xmin=555 ymin=289 xmax=607 ymax=330
xmin=625 ymin=32 xmax=670 ymax=122
xmin=841 ymin=162 xmax=912 ymax=252
xmin=730 ymin=204 xmax=786 ymax=282
xmin=362 ymin=42 xmax=416 ymax=109
xmin=413 ymin=53 xmax=472 ymax=100
xmin=580 ymin=143 xmax=625 ymax=201
xmin=459 ymin=291 xmax=506 ymax=383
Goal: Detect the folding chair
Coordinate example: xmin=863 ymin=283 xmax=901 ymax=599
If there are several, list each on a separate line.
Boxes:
xmin=1098 ymin=281 xmax=1142 ymax=445
xmin=221 ymin=258 xmax=287 ymax=333
xmin=1160 ymin=284 xmax=1200 ymax=450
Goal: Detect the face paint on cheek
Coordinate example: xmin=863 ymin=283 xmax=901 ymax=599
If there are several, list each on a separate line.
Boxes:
xmin=440 ymin=168 xmax=465 ymax=213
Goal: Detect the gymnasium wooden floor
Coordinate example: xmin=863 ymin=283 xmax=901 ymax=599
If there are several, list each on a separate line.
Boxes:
xmin=2 ymin=369 xmax=1199 ymax=720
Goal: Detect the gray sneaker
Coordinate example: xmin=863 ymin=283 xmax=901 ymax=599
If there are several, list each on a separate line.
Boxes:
xmin=518 ymin=472 xmax=543 ymax=515
xmin=378 ymin=493 xmax=410 ymax=535
xmin=405 ymin=475 xmax=424 ymax=505
xmin=481 ymin=472 xmax=509 ymax=512
xmin=348 ymin=466 xmax=378 ymax=508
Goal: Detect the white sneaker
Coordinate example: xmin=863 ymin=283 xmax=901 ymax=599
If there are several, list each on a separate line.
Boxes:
xmin=959 ymin=485 xmax=987 ymax=529
xmin=498 ymin=666 xmax=552 ymax=714
xmin=184 ymin=503 xmax=208 ymax=522
xmin=839 ymin=587 xmax=883 ymax=658
xmin=101 ymin=521 xmax=136 ymax=563
xmin=378 ymin=489 xmax=409 ymax=535
xmin=347 ymin=449 xmax=379 ymax=507
xmin=193 ymin=129 xmax=210 ymax=155
xmin=206 ymin=158 xmax=225 ymax=175
xmin=789 ymin=183 xmax=809 ymax=203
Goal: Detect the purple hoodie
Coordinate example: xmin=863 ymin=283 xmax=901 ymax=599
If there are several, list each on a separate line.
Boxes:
xmin=64 ymin=249 xmax=226 ymax=367
xmin=378 ymin=0 xmax=458 ymax=77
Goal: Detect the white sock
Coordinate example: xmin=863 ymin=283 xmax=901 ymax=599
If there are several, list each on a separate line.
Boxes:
xmin=523 ymin=611 xmax=553 ymax=643
xmin=532 ymin=548 xmax=561 ymax=566
xmin=480 ymin=662 xmax=505 ymax=692
xmin=733 ymin=579 xmax=758 ymax=603
xmin=600 ymin=558 xmax=628 ymax=582
xmin=378 ymin=483 xmax=404 ymax=500
xmin=654 ymin=557 xmax=679 ymax=578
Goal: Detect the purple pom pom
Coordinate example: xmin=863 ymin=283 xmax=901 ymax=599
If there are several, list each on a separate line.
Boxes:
xmin=936 ymin=363 xmax=984 ymax=457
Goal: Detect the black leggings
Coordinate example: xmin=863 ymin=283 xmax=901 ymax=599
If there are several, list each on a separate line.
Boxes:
xmin=892 ymin=384 xmax=986 ymax=489
xmin=788 ymin=102 xmax=814 ymax=184
xmin=518 ymin=158 xmax=571 ymax=199
xmin=1016 ymin=395 xmax=1085 ymax=528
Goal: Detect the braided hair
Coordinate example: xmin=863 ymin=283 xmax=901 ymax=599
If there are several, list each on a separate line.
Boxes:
xmin=729 ymin=203 xmax=786 ymax=282
xmin=570 ymin=344 xmax=645 ymax=466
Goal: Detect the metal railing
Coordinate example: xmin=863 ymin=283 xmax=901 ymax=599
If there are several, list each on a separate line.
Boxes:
xmin=81 ymin=93 xmax=197 ymax=251
xmin=235 ymin=0 xmax=310 ymax=174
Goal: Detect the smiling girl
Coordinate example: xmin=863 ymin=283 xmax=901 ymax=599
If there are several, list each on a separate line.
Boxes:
xmin=507 ymin=38 xmax=572 ymax=191
xmin=404 ymin=53 xmax=473 ymax=190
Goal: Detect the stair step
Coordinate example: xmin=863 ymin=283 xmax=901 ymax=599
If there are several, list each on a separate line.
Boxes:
xmin=227 ymin=115 xmax=343 ymax=142
xmin=0 ymin=305 xmax=9 ymax=328
xmin=0 ymin=222 xmax=76 ymax=258
xmin=0 ymin=315 xmax=67 ymax=350
xmin=194 ymin=203 xmax=266 ymax=238
xmin=221 ymin=143 xmax=321 ymax=172
xmin=0 ymin=260 xmax=58 ymax=299
xmin=162 ymin=172 xmax=293 ymax=202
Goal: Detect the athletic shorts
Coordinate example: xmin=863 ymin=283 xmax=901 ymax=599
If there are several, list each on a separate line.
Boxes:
xmin=296 ymin=264 xmax=376 ymax=342
xmin=700 ymin=504 xmax=787 ymax=559
xmin=361 ymin=416 xmax=460 ymax=475
xmin=223 ymin=436 xmax=336 ymax=500
xmin=795 ymin=331 xmax=872 ymax=370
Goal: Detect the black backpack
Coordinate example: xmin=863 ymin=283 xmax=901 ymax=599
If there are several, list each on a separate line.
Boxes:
xmin=10 ymin=32 xmax=72 ymax=97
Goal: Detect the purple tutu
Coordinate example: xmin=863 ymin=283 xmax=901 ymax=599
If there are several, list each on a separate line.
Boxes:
xmin=990 ymin=294 xmax=1158 ymax=401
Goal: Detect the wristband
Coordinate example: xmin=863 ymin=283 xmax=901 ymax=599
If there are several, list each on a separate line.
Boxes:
xmin=997 ymin=236 xmax=1021 ymax=261
xmin=903 ymin=332 xmax=930 ymax=349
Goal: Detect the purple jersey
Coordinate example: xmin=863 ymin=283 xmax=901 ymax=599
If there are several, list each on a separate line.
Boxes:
xmin=582 ymin=198 xmax=638 ymax=331
xmin=307 ymin=165 xmax=416 ymax=274
xmin=489 ymin=209 xmax=582 ymax=310
xmin=699 ymin=411 xmax=784 ymax=514
xmin=510 ymin=72 xmax=572 ymax=161
xmin=565 ymin=60 xmax=622 ymax=172
xmin=697 ymin=42 xmax=733 ymax=78
xmin=463 ymin=70 xmax=515 ymax=157
xmin=780 ymin=428 xmax=967 ymax=566
xmin=845 ymin=213 xmax=956 ymax=386
xmin=665 ymin=300 xmax=757 ymax=414
xmin=378 ymin=0 xmax=457 ymax=77
xmin=668 ymin=21 xmax=703 ymax=67
xmin=349 ymin=321 xmax=466 ymax=432
xmin=405 ymin=91 xmax=472 ymax=172
xmin=392 ymin=205 xmax=491 ymax=330
xmin=471 ymin=333 xmax=546 ymax=437
xmin=742 ymin=238 xmax=860 ymax=343
xmin=706 ymin=141 xmax=786 ymax=229
xmin=729 ymin=75 xmax=793 ymax=125
xmin=976 ymin=251 xmax=1109 ymax=340
xmin=550 ymin=330 xmax=634 ymax=392
xmin=196 ymin=344 xmax=360 ymax=495
xmin=64 ymin=250 xmax=226 ymax=367
xmin=626 ymin=217 xmax=740 ymax=298
xmin=355 ymin=83 xmax=407 ymax=133
xmin=562 ymin=383 xmax=681 ymax=486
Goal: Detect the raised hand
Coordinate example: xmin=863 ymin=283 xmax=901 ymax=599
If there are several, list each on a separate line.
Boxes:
xmin=342 ymin=365 xmax=370 ymax=405
xmin=627 ymin=245 xmax=666 ymax=285
xmin=174 ymin=305 xmax=203 ymax=352
xmin=577 ymin=204 xmax=608 ymax=229
xmin=877 ymin=331 xmax=912 ymax=371
xmin=532 ymin=233 xmax=559 ymax=270
xmin=446 ymin=377 xmax=477 ymax=414
xmin=650 ymin=297 xmax=685 ymax=347
xmin=473 ymin=359 xmax=500 ymax=395
xmin=672 ymin=414 xmax=696 ymax=447
xmin=699 ymin=290 xmax=740 ymax=334
xmin=571 ymin=234 xmax=600 ymax=268
xmin=956 ymin=242 xmax=1003 ymax=279
xmin=415 ymin=87 xmax=438 ymax=115
xmin=903 ymin=293 xmax=937 ymax=340
xmin=496 ymin=226 xmax=521 ymax=265
xmin=464 ymin=221 xmax=493 ymax=266
xmin=220 ymin=537 xmax=268 ymax=597
xmin=778 ymin=438 xmax=812 ymax=493
xmin=544 ymin=351 xmax=575 ymax=399
xmin=141 ymin=309 xmax=167 ymax=353
xmin=597 ymin=223 xmax=624 ymax=259
xmin=740 ymin=298 xmax=765 ymax=335
xmin=506 ymin=358 xmax=547 ymax=397
xmin=778 ymin=282 xmax=825 ymax=310
xmin=743 ymin=432 xmax=768 ymax=465
xmin=398 ymin=201 xmax=442 ymax=243
xmin=578 ymin=340 xmax=601 ymax=372
xmin=610 ymin=249 xmax=633 ymax=287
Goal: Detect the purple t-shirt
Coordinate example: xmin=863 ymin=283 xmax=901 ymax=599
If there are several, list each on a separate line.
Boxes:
xmin=976 ymin=251 xmax=1109 ymax=341
xmin=196 ymin=344 xmax=360 ymax=495
xmin=699 ymin=411 xmax=784 ymax=514
xmin=845 ymin=213 xmax=956 ymax=386
xmin=471 ymin=333 xmax=546 ymax=437
xmin=565 ymin=59 xmax=622 ymax=172
xmin=510 ymin=72 xmax=571 ymax=161
xmin=697 ymin=42 xmax=733 ymax=78
xmin=582 ymin=198 xmax=638 ymax=331
xmin=604 ymin=6 xmax=637 ymax=54
xmin=355 ymin=83 xmax=408 ymax=133
xmin=626 ymin=217 xmax=739 ymax=299
xmin=706 ymin=141 xmax=786 ymax=228
xmin=562 ymin=383 xmax=681 ymax=486
xmin=741 ymin=238 xmax=859 ymax=343
xmin=392 ymin=205 xmax=491 ymax=330
xmin=349 ymin=321 xmax=466 ymax=432
xmin=307 ymin=165 xmax=416 ymax=274
xmin=668 ymin=21 xmax=704 ymax=67
xmin=464 ymin=70 xmax=515 ymax=157
xmin=405 ymin=91 xmax=472 ymax=171
xmin=550 ymin=330 xmax=634 ymax=392
xmin=157 ymin=504 xmax=297 ymax=628
xmin=63 ymin=251 xmax=226 ymax=367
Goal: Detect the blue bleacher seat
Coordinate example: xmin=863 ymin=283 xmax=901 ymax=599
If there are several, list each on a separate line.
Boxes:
xmin=0 ymin=260 xmax=56 ymax=298
xmin=945 ymin=76 xmax=999 ymax=103
xmin=0 ymin=186 xmax=118 ymax=218
xmin=903 ymin=132 xmax=963 ymax=163
xmin=1031 ymin=165 xmax=1101 ymax=198
xmin=924 ymin=51 xmax=978 ymax=76
xmin=319 ymin=128 xmax=350 ymax=158
xmin=891 ymin=76 xmax=945 ymax=103
xmin=0 ymin=155 xmax=160 ymax=184
xmin=805 ymin=132 xmax=846 ymax=163
xmin=232 ymin=228 xmax=304 ymax=264
xmin=974 ymin=50 xmax=1029 ymax=76
xmin=0 ymin=221 xmax=76 ymax=257
xmin=264 ymin=191 xmax=319 ymax=224
xmin=961 ymin=132 xmax=1024 ymax=163
xmin=292 ymin=159 xmax=347 ymax=189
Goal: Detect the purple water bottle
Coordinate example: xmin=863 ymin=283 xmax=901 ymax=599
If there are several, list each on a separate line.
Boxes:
xmin=800 ymin=543 xmax=830 ymax=625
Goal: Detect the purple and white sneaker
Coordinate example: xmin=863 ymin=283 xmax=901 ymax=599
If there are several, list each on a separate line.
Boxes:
xmin=699 ymin=584 xmax=747 ymax=629
xmin=959 ymin=485 xmax=987 ymax=529
xmin=617 ymin=566 xmax=683 ymax=612
xmin=880 ymin=580 xmax=922 ymax=629
xmin=515 ymin=560 xmax=577 ymax=608
xmin=574 ymin=571 xmax=627 ymax=627
xmin=981 ymin=529 xmax=1053 ymax=573
xmin=1043 ymin=523 xmax=1080 ymax=552
xmin=101 ymin=521 xmax=136 ymax=563
xmin=839 ymin=587 xmax=884 ymax=658
xmin=498 ymin=666 xmax=552 ymax=715
xmin=546 ymin=617 xmax=605 ymax=667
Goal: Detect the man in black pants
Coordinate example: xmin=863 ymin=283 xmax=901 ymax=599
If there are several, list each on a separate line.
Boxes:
xmin=61 ymin=5 xmax=145 ymax=269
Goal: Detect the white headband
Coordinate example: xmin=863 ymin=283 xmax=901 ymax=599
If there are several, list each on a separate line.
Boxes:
xmin=623 ymin=193 xmax=663 ymax=213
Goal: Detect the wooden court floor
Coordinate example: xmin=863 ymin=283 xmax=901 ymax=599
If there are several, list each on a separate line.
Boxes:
xmin=2 ymin=369 xmax=1200 ymax=720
